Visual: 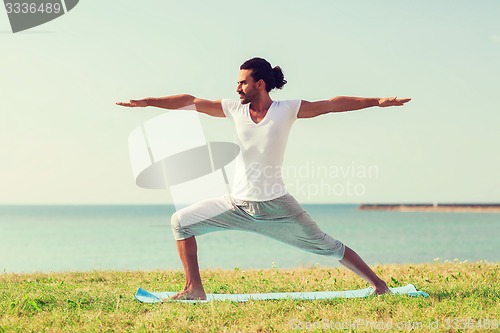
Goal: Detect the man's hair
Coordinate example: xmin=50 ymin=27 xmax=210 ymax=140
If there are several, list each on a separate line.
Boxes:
xmin=240 ymin=57 xmax=287 ymax=92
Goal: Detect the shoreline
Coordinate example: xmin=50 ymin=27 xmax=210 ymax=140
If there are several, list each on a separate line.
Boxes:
xmin=1 ymin=260 xmax=497 ymax=276
xmin=359 ymin=204 xmax=500 ymax=213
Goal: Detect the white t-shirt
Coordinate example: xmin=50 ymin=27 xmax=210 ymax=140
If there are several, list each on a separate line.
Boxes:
xmin=222 ymin=99 xmax=302 ymax=201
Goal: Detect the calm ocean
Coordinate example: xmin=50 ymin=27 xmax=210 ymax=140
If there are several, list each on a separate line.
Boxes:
xmin=0 ymin=205 xmax=498 ymax=273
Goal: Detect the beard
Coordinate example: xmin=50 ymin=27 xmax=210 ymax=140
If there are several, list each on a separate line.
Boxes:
xmin=239 ymin=94 xmax=251 ymax=104
xmin=239 ymin=87 xmax=258 ymax=104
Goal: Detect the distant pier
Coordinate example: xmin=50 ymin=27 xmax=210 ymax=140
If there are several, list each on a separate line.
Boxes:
xmin=358 ymin=203 xmax=500 ymax=213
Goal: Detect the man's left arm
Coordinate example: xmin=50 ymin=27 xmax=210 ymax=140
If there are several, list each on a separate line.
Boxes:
xmin=297 ymin=96 xmax=411 ymax=118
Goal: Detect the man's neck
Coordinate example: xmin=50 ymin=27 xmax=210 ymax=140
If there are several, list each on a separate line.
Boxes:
xmin=250 ymin=95 xmax=273 ymax=113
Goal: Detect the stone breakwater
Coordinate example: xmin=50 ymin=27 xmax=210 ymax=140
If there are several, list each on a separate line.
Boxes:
xmin=359 ymin=204 xmax=500 ymax=213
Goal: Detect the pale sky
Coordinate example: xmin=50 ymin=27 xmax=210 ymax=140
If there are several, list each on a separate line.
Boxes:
xmin=1 ymin=1 xmax=499 ymax=204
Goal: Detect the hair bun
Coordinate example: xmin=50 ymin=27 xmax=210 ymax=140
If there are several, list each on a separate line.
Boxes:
xmin=272 ymin=66 xmax=287 ymax=90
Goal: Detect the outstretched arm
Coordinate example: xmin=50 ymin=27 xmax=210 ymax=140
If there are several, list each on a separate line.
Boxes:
xmin=297 ymin=96 xmax=411 ymax=118
xmin=116 ymin=94 xmax=225 ymax=117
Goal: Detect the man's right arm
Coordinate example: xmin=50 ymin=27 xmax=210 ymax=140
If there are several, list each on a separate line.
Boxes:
xmin=116 ymin=94 xmax=225 ymax=117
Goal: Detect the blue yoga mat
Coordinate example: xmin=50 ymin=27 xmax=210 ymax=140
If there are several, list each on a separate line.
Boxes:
xmin=135 ymin=284 xmax=428 ymax=303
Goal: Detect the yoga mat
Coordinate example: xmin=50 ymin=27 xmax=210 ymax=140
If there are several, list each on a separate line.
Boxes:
xmin=135 ymin=284 xmax=428 ymax=303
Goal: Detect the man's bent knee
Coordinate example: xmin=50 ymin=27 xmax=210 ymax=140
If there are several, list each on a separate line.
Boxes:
xmin=170 ymin=212 xmax=193 ymax=240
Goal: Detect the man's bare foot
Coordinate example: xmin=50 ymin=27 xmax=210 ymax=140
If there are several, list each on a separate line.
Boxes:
xmin=168 ymin=288 xmax=207 ymax=301
xmin=374 ymin=280 xmax=391 ymax=296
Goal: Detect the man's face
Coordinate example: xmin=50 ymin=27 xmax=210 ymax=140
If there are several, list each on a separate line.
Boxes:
xmin=236 ymin=69 xmax=259 ymax=104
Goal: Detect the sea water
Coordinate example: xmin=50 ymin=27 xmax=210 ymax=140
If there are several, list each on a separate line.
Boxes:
xmin=0 ymin=205 xmax=498 ymax=273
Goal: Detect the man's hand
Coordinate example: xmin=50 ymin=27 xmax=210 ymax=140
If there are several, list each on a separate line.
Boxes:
xmin=115 ymin=99 xmax=148 ymax=107
xmin=378 ymin=97 xmax=411 ymax=107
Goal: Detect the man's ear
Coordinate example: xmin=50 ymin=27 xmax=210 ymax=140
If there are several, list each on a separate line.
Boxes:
xmin=257 ymin=79 xmax=266 ymax=91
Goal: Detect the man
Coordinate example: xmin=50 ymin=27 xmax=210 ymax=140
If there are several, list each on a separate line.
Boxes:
xmin=117 ymin=57 xmax=411 ymax=300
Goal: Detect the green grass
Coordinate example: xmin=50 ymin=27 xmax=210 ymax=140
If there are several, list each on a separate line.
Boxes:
xmin=0 ymin=262 xmax=498 ymax=332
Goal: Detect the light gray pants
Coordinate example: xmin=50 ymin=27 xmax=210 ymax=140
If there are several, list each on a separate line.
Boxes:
xmin=171 ymin=193 xmax=345 ymax=259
